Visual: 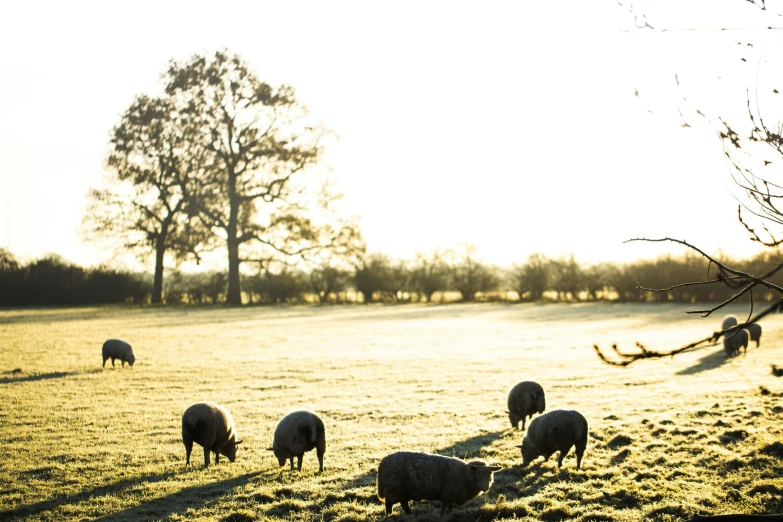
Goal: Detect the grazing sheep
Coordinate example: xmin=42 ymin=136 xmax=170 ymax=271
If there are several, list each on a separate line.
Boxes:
xmin=745 ymin=323 xmax=762 ymax=348
xmin=506 ymin=381 xmax=545 ymax=430
xmin=516 ymin=409 xmax=588 ymax=469
xmin=723 ymin=328 xmax=750 ymax=357
xmin=101 ymin=339 xmax=135 ymax=368
xmin=267 ymin=410 xmax=326 ymax=472
xmin=721 ymin=315 xmax=738 ymax=331
xmin=376 ymin=451 xmax=502 ymax=516
xmin=182 ymin=402 xmax=242 ymax=468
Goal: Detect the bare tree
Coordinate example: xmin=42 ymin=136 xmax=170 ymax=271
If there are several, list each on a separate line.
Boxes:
xmin=354 ymin=253 xmax=394 ymax=304
xmin=549 ymin=255 xmax=584 ymax=302
xmin=165 ymin=51 xmax=358 ymax=305
xmin=310 ymin=265 xmax=350 ymax=304
xmin=308 ymin=228 xmax=365 ymax=304
xmin=510 ymin=253 xmax=549 ymax=302
xmin=410 ymin=251 xmax=449 ymax=303
xmin=84 ymin=95 xmax=208 ymax=303
xmin=447 ymin=246 xmax=498 ymax=302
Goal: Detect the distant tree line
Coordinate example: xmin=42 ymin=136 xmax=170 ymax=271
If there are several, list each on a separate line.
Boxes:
xmin=0 ymin=249 xmax=148 ymax=307
xmin=2 ymin=246 xmax=778 ymax=307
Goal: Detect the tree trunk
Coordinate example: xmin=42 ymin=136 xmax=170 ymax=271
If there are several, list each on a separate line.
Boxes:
xmin=227 ymin=235 xmax=241 ymax=305
xmin=151 ymin=228 xmax=168 ymax=304
xmin=226 ymin=171 xmax=242 ymax=305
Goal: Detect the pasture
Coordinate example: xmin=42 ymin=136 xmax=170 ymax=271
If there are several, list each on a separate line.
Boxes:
xmin=1 ymin=302 xmax=781 ymax=522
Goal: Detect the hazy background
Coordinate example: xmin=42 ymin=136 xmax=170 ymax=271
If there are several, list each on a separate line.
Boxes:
xmin=1 ymin=0 xmax=779 ymax=270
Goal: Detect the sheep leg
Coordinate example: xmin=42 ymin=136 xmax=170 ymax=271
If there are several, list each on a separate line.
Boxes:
xmin=122 ymin=359 xmax=126 ymax=367
xmin=102 ymin=358 xmax=107 ymax=368
xmin=557 ymin=451 xmax=566 ymax=468
xmin=111 ymin=358 xmax=116 ymax=367
xmin=296 ymin=454 xmax=303 ymax=471
xmin=400 ymin=499 xmax=412 ymax=515
xmin=575 ymin=446 xmax=585 ymax=470
xmin=203 ymin=446 xmax=210 ymax=468
xmin=316 ymin=447 xmax=324 ymax=472
xmin=183 ymin=438 xmax=193 ymax=466
xmin=385 ymin=499 xmax=394 ymax=515
xmin=521 ymin=418 xmax=526 ymax=430
xmin=215 ymin=452 xmax=220 ymax=465
xmin=289 ymin=457 xmax=295 ymax=470
xmin=440 ymin=502 xmax=453 ymax=516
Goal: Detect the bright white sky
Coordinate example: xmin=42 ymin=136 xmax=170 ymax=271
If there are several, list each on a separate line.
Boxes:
xmin=1 ymin=0 xmax=782 ymax=270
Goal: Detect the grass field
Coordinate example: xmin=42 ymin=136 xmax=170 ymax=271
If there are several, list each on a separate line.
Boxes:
xmin=1 ymin=302 xmax=782 ymax=522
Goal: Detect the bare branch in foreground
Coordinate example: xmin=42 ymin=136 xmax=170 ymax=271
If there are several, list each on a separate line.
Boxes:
xmin=625 ymin=237 xmax=783 ymax=317
xmin=594 ymin=297 xmax=783 ymax=367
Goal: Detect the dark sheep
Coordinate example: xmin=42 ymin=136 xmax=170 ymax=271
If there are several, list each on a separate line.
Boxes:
xmin=182 ymin=402 xmax=243 ymax=468
xmin=377 ymin=451 xmax=501 ymax=516
xmin=723 ymin=328 xmax=750 ymax=357
xmin=745 ymin=323 xmax=762 ymax=348
xmin=517 ymin=409 xmax=588 ymax=469
xmin=506 ymin=380 xmax=545 ymax=430
xmin=102 ymin=339 xmax=135 ymax=368
xmin=267 ymin=410 xmax=326 ymax=472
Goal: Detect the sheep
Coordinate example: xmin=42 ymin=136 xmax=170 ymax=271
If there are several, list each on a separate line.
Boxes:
xmin=267 ymin=410 xmax=326 ymax=472
xmin=181 ymin=402 xmax=243 ymax=468
xmin=721 ymin=314 xmax=738 ymax=331
xmin=506 ymin=380 xmax=545 ymax=430
xmin=745 ymin=323 xmax=762 ymax=348
xmin=101 ymin=339 xmax=135 ymax=368
xmin=376 ymin=451 xmax=502 ymax=516
xmin=723 ymin=328 xmax=750 ymax=357
xmin=516 ymin=409 xmax=588 ymax=470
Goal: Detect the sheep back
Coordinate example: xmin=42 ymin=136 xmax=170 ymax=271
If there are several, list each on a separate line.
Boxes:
xmin=101 ymin=339 xmax=135 ymax=367
xmin=520 ymin=409 xmax=588 ymax=469
xmin=721 ymin=315 xmax=738 ymax=331
xmin=507 ymin=381 xmax=546 ymax=430
xmin=182 ymin=402 xmax=241 ymax=467
xmin=271 ymin=410 xmax=326 ymax=471
xmin=377 ymin=451 xmax=501 ymax=515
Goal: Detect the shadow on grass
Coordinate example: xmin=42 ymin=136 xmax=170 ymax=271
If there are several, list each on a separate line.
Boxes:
xmin=676 ymin=347 xmax=730 ymax=376
xmin=0 ymin=469 xmax=178 ymax=520
xmin=331 ymin=428 xmax=581 ymax=520
xmin=91 ymin=471 xmax=263 ymax=522
xmin=342 ymin=429 xmax=507 ymax=492
xmin=0 ymin=368 xmax=101 ymax=384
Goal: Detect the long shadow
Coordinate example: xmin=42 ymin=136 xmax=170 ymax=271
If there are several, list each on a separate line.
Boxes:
xmin=0 ymin=368 xmax=101 ymax=385
xmin=0 ymin=470 xmax=178 ymax=520
xmin=91 ymin=471 xmax=263 ymax=522
xmin=677 ymin=347 xmax=731 ymax=376
xmin=336 ymin=427 xmax=581 ymax=519
xmin=342 ymin=429 xmax=507 ymax=492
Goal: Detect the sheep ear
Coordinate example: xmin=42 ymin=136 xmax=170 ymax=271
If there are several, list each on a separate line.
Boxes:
xmin=504 ymin=410 xmax=510 ymax=414
xmin=235 ymin=440 xmax=243 ymax=446
xmin=469 ymin=464 xmax=478 ymax=471
xmin=487 ymin=466 xmax=502 ymax=472
xmin=266 ymin=446 xmax=274 ymax=451
xmin=514 ymin=444 xmax=524 ymax=448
